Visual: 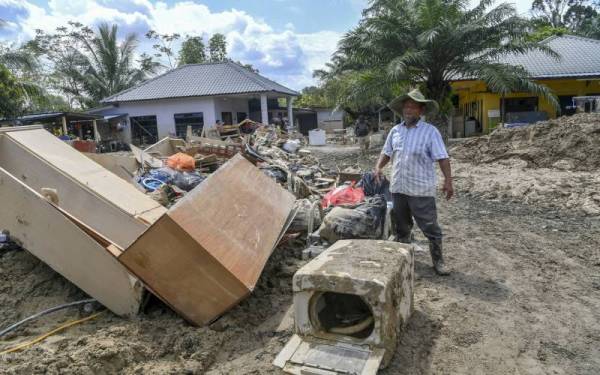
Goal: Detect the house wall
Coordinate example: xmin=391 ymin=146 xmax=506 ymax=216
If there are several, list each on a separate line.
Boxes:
xmin=316 ymin=109 xmax=344 ymax=132
xmin=213 ymin=97 xmax=250 ymax=124
xmin=452 ymin=78 xmax=600 ymax=134
xmin=316 ymin=109 xmax=344 ymax=123
xmin=98 ymin=97 xmax=216 ymax=141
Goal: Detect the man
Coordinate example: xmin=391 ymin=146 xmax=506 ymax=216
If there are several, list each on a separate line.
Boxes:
xmin=354 ymin=115 xmax=371 ymax=156
xmin=374 ymin=89 xmax=453 ymax=276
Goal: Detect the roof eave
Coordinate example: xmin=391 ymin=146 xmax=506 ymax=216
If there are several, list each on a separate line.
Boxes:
xmin=101 ymin=90 xmax=299 ymax=105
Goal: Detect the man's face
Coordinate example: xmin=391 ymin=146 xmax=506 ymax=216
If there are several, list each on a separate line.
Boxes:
xmin=402 ymin=100 xmax=425 ymax=124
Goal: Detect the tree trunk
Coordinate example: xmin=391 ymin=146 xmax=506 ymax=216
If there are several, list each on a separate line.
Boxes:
xmin=424 ymin=80 xmax=451 ymax=143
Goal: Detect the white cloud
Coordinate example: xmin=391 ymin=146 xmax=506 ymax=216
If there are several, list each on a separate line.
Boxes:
xmin=0 ymin=0 xmax=342 ymax=90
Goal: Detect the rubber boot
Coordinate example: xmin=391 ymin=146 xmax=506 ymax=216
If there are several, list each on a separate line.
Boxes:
xmin=430 ymin=240 xmax=450 ymax=276
xmin=392 ymin=232 xmax=413 ymax=244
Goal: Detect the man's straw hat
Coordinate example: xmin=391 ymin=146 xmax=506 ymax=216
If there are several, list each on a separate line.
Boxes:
xmin=388 ymin=88 xmax=439 ymax=116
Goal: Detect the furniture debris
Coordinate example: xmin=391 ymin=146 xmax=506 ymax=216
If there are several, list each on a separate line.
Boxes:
xmin=0 ymin=165 xmax=143 ymax=316
xmin=274 ymin=239 xmax=415 ymax=374
xmin=119 ymin=154 xmax=296 ymax=325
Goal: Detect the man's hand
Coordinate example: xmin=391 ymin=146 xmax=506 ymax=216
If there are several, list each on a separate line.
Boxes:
xmin=374 ymin=154 xmax=391 ymax=182
xmin=442 ymin=179 xmax=454 ymax=200
xmin=374 ymin=167 xmax=384 ymax=183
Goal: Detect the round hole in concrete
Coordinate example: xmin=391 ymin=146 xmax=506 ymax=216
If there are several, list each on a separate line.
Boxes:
xmin=309 ymin=292 xmax=374 ymax=339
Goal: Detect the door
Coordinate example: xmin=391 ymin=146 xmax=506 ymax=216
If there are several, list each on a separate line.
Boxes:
xmin=273 ymin=334 xmax=384 ymax=375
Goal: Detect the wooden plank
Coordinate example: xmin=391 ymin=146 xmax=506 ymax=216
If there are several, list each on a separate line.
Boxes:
xmin=0 ymin=131 xmax=166 ymax=248
xmin=83 ymin=152 xmax=138 ymax=183
xmin=0 ymin=166 xmax=143 ymax=316
xmin=5 ymin=129 xmax=165 ymax=224
xmin=130 ymin=144 xmax=163 ymax=169
xmin=120 ymin=154 xmax=296 ymax=325
xmin=0 ymin=125 xmax=44 ymax=133
xmin=119 ymin=215 xmax=250 ymax=325
xmin=143 ymin=137 xmax=178 ymax=157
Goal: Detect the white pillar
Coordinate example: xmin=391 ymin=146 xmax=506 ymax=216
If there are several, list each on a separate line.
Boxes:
xmin=62 ymin=116 xmax=68 ymax=135
xmin=287 ymin=97 xmax=294 ymax=130
xmin=260 ymin=94 xmax=269 ymax=125
xmin=92 ymin=119 xmax=101 ymax=142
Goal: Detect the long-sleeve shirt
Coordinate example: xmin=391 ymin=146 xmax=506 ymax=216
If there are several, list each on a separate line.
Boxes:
xmin=382 ymin=120 xmax=448 ymax=197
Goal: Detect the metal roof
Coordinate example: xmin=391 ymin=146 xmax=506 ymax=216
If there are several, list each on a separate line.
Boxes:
xmin=504 ymin=35 xmax=600 ymax=78
xmin=451 ymin=35 xmax=600 ymax=82
xmin=1 ymin=112 xmax=102 ymax=123
xmin=102 ymin=61 xmax=299 ymax=104
xmin=103 ymin=114 xmax=128 ymax=120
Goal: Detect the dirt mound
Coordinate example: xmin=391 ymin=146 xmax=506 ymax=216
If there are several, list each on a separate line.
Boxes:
xmin=451 ymin=113 xmax=600 ymax=171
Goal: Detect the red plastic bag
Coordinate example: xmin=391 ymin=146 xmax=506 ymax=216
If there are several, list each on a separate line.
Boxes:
xmin=167 ymin=152 xmax=195 ymax=172
xmin=321 ymin=184 xmax=365 ymax=209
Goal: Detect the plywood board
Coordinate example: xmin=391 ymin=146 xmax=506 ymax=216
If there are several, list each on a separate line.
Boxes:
xmin=84 ymin=152 xmax=138 ymax=183
xmin=130 ymin=144 xmax=163 ymax=169
xmin=144 ymin=137 xmax=186 ymax=157
xmin=120 ymin=154 xmax=296 ymax=325
xmin=0 ymin=166 xmax=143 ymax=316
xmin=0 ymin=130 xmax=166 ymax=247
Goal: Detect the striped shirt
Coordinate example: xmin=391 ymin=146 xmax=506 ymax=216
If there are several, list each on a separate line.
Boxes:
xmin=382 ymin=120 xmax=448 ymax=197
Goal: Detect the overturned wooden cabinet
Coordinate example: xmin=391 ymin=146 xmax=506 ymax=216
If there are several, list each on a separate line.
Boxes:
xmin=0 ymin=126 xmax=166 ymax=315
xmin=120 ymin=154 xmax=296 ymax=325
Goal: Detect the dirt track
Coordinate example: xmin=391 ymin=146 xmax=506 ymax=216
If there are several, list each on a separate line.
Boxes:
xmin=0 ymin=145 xmax=599 ymax=374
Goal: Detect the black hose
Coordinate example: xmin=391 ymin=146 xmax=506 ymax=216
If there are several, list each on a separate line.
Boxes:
xmin=0 ymin=299 xmax=96 ymax=337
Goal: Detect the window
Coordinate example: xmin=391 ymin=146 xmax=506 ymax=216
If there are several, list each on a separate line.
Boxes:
xmin=221 ymin=112 xmax=233 ymax=125
xmin=558 ymin=96 xmax=577 ymax=116
xmin=237 ymin=112 xmax=247 ymax=122
xmin=130 ymin=115 xmax=158 ymax=146
xmin=174 ymin=112 xmax=204 ymax=139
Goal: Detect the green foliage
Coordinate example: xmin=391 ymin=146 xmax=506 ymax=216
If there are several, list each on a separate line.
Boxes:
xmin=530 ymin=0 xmax=599 ymax=37
xmin=0 ymin=42 xmax=55 ymax=113
xmin=295 ymin=86 xmax=333 ymax=108
xmin=316 ymin=0 xmax=559 ymax=128
xmin=178 ymin=36 xmax=207 ymax=66
xmin=0 ymin=64 xmax=26 ymax=119
xmin=146 ymin=30 xmax=180 ymax=69
xmin=527 ymin=25 xmax=570 ymax=41
xmin=209 ymin=33 xmax=227 ymax=62
xmin=33 ymin=22 xmax=160 ymax=108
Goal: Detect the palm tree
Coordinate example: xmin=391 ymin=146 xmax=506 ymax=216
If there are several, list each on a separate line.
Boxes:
xmin=0 ymin=43 xmax=52 ymax=116
xmin=324 ymin=0 xmax=559 ymax=134
xmin=74 ymin=23 xmax=159 ymax=107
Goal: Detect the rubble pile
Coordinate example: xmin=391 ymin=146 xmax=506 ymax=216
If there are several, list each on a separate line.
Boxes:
xmin=451 ymin=113 xmax=600 ymax=171
xmin=450 ymin=113 xmax=600 ymax=216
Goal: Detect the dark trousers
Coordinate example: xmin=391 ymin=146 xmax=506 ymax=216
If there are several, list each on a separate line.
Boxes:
xmin=391 ymin=193 xmax=442 ymax=245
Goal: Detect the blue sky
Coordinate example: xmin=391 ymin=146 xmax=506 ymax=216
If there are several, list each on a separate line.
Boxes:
xmin=0 ymin=0 xmax=532 ymax=90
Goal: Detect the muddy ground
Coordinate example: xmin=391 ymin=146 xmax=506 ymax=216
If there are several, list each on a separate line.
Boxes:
xmin=1 ymin=143 xmax=599 ymax=374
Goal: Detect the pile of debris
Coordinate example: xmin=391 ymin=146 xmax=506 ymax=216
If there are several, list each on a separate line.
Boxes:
xmin=450 ymin=113 xmax=600 ymax=216
xmin=0 ymin=123 xmax=415 ymax=374
xmin=451 ymin=113 xmax=600 ymax=171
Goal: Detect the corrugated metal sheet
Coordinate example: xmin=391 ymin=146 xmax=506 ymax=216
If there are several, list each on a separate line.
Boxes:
xmin=503 ymin=35 xmax=600 ymax=78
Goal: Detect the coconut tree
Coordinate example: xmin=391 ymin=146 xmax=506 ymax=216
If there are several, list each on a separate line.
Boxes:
xmin=33 ymin=22 xmax=159 ymax=108
xmin=323 ymin=0 xmax=559 ymax=134
xmin=77 ymin=23 xmax=159 ymax=106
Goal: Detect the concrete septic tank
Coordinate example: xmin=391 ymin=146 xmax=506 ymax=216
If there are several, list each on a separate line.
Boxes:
xmin=274 ymin=239 xmax=414 ymax=374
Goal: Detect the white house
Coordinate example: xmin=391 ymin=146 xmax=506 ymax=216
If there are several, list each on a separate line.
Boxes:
xmin=89 ymin=61 xmax=299 ymax=145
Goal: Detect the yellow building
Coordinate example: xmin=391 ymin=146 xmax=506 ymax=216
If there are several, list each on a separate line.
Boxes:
xmin=450 ymin=35 xmax=600 ymax=136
